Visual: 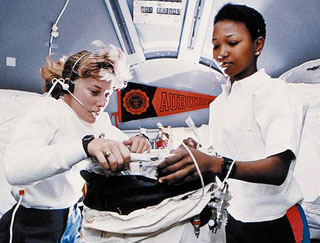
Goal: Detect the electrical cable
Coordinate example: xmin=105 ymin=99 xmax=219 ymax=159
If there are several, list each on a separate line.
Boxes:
xmin=216 ymin=129 xmax=250 ymax=188
xmin=181 ymin=142 xmax=205 ymax=199
xmin=181 ymin=116 xmax=251 ymax=198
xmin=47 ymin=78 xmax=86 ymax=110
xmin=48 ymin=0 xmax=70 ymax=55
xmin=173 ymin=123 xmax=251 ymax=237
xmin=9 ymin=189 xmax=24 ymax=243
xmin=157 ymin=122 xmax=206 ymax=210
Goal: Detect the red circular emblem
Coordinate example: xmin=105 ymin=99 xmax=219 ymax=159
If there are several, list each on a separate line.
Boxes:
xmin=123 ymin=89 xmax=149 ymax=115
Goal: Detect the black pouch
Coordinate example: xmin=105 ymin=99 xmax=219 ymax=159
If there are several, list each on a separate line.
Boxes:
xmin=80 ymin=170 xmax=214 ymax=215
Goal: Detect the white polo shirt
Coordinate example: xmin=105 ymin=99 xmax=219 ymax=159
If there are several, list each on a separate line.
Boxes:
xmin=209 ymin=69 xmax=305 ymax=222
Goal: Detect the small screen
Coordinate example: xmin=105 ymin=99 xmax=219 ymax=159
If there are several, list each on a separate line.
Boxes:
xmin=141 ymin=6 xmax=153 ymax=14
xmin=157 ymin=7 xmax=181 ymax=15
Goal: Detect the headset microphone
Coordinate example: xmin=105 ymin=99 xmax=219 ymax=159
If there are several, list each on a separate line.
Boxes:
xmin=65 ymin=88 xmax=101 ymax=119
xmin=47 ymin=78 xmax=102 ymax=119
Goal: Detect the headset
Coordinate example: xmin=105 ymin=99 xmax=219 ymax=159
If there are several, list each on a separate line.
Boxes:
xmin=49 ymin=52 xmax=89 ymax=98
xmin=61 ymin=78 xmax=75 ymax=93
xmin=47 ymin=76 xmax=112 ymax=121
xmin=47 ymin=78 xmax=79 ymax=102
xmin=46 ymin=78 xmax=104 ymax=119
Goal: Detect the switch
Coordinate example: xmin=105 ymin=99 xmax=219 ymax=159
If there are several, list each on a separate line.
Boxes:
xmin=6 ymin=57 xmax=16 ymax=67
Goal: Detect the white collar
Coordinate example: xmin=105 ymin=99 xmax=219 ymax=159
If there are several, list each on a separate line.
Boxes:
xmin=221 ymin=69 xmax=270 ymax=95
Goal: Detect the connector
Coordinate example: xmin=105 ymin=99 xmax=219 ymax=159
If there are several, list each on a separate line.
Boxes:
xmin=51 ymin=24 xmax=59 ymax=38
xmin=18 ymin=189 xmax=25 ymax=196
xmin=51 ymin=24 xmax=58 ymax=32
xmin=192 ymin=215 xmax=201 ymax=238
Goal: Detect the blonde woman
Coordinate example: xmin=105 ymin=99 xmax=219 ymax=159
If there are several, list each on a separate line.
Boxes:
xmin=0 ymin=41 xmax=150 ymax=242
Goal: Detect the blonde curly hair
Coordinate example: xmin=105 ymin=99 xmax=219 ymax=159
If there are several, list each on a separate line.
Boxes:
xmin=40 ymin=40 xmax=132 ymax=99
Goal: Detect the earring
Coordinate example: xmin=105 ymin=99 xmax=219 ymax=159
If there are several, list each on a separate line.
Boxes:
xmin=255 ymin=52 xmax=260 ymax=56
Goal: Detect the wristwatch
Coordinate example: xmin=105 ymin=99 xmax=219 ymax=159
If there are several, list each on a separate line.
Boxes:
xmin=221 ymin=157 xmax=236 ymax=179
xmin=82 ymin=135 xmax=95 ymax=157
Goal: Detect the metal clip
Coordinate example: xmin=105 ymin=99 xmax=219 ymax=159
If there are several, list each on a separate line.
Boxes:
xmin=208 ymin=182 xmax=229 ymax=233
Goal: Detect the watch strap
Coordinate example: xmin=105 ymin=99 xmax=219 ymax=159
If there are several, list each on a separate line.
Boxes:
xmin=136 ymin=133 xmax=149 ymax=141
xmin=221 ymin=157 xmax=236 ymax=179
xmin=82 ymin=135 xmax=95 ymax=157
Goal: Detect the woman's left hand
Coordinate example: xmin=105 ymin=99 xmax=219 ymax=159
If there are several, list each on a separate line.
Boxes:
xmin=122 ymin=135 xmax=151 ymax=153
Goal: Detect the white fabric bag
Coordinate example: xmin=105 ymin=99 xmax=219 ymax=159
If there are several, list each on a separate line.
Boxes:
xmin=280 ymin=60 xmax=320 ymax=239
xmin=81 ymin=182 xmax=226 ymax=242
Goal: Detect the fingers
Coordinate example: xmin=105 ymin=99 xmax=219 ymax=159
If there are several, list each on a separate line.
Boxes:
xmin=123 ymin=136 xmax=151 ymax=153
xmin=87 ymin=135 xmax=150 ymax=172
xmin=161 ymin=170 xmax=199 ymax=185
xmin=157 ymin=151 xmax=186 ymax=170
xmin=87 ymin=138 xmax=130 ymax=171
xmin=158 ymin=163 xmax=196 ymax=185
xmin=157 ymin=155 xmax=193 ymax=177
xmin=183 ymin=137 xmax=198 ymax=148
xmin=136 ymin=141 xmax=151 ymax=153
xmin=94 ymin=150 xmax=110 ymax=170
xmin=157 ymin=150 xmax=196 ymax=185
xmin=143 ymin=143 xmax=151 ymax=153
xmin=104 ymin=142 xmax=130 ymax=171
xmin=118 ymin=144 xmax=131 ymax=170
xmin=122 ymin=139 xmax=131 ymax=147
xmin=174 ymin=172 xmax=200 ymax=185
xmin=157 ymin=146 xmax=189 ymax=169
xmin=130 ymin=138 xmax=143 ymax=153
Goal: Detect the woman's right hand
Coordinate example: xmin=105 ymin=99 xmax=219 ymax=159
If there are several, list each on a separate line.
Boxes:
xmin=87 ymin=138 xmax=130 ymax=171
xmin=157 ymin=145 xmax=216 ymax=185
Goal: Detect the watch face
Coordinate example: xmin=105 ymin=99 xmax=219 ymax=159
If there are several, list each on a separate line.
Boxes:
xmin=83 ymin=135 xmax=95 ymax=143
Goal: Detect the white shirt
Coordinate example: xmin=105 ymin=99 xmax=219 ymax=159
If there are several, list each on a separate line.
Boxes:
xmin=209 ymin=69 xmax=305 ymax=222
xmin=3 ymin=97 xmax=128 ymax=209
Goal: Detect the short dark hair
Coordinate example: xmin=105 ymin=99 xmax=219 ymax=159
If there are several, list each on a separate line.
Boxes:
xmin=214 ymin=3 xmax=266 ymax=41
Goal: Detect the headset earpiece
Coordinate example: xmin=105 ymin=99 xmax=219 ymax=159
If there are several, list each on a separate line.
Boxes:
xmin=65 ymin=79 xmax=75 ymax=93
xmin=53 ymin=78 xmax=73 ymax=94
xmin=56 ymin=79 xmax=69 ymax=94
xmin=61 ymin=82 xmax=69 ymax=91
xmin=48 ymin=78 xmax=75 ymax=98
xmin=59 ymin=78 xmax=74 ymax=94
